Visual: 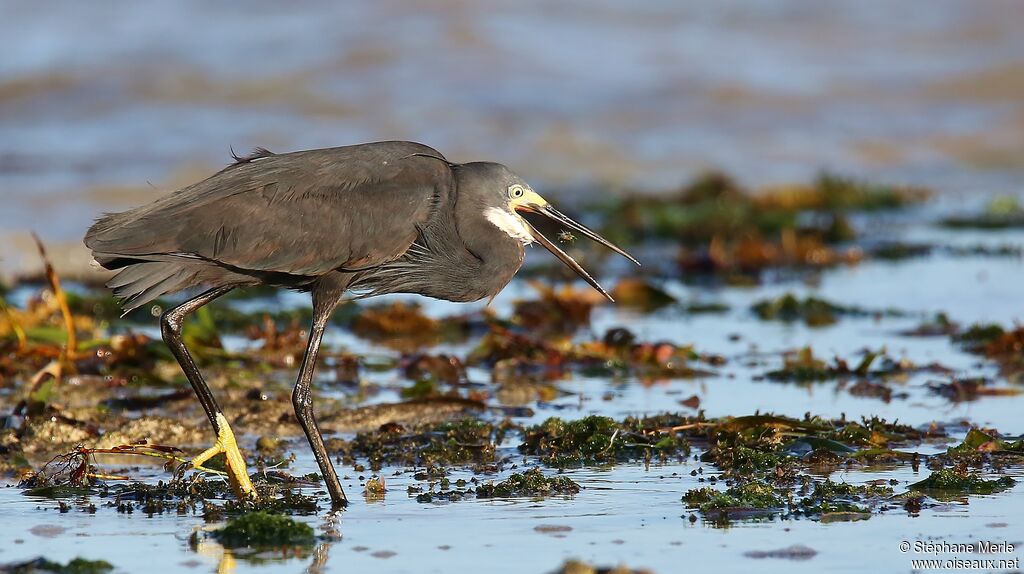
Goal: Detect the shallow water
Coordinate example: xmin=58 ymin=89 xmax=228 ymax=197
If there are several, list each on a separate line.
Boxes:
xmin=3 ymin=216 xmax=1023 ymax=573
xmin=6 ymin=462 xmax=1022 ymax=574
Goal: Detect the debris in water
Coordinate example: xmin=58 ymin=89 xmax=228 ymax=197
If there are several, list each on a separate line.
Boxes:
xmin=476 ymin=467 xmax=580 ymax=498
xmin=0 ymin=557 xmax=115 ymax=574
xmin=211 ymin=511 xmax=315 ymax=549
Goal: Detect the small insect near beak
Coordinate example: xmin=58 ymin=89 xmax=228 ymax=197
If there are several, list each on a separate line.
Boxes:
xmin=515 ymin=194 xmax=640 ymax=302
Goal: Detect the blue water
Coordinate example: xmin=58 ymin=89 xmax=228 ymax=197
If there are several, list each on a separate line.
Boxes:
xmin=4 ymin=222 xmax=1024 ymax=573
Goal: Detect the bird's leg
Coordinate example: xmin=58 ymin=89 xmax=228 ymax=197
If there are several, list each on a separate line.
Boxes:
xmin=160 ymin=286 xmax=257 ymax=501
xmin=292 ymin=289 xmax=347 ymax=508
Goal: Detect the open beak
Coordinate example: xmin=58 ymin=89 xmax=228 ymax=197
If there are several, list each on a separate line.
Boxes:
xmin=516 ymin=201 xmax=640 ymax=302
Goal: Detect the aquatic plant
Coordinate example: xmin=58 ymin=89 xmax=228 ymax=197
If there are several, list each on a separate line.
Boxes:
xmin=212 ymin=511 xmax=315 ymax=549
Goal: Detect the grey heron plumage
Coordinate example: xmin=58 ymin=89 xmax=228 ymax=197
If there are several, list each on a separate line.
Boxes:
xmin=84 ymin=140 xmax=638 ymax=508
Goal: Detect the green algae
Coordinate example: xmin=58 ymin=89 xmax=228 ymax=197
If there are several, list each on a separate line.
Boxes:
xmin=671 ymin=411 xmax=1015 ymax=523
xmin=764 ymin=347 xmax=928 ymax=384
xmin=604 ymin=171 xmax=925 ymax=246
xmin=794 ymin=479 xmax=891 ymax=518
xmin=684 ymin=477 xmax=894 ymax=522
xmin=909 ymin=468 xmax=1016 ymax=495
xmin=476 ymin=468 xmax=580 ymax=498
xmin=466 ymin=323 xmax=716 ymax=382
xmin=946 ymin=428 xmax=1024 ymax=457
xmin=220 ymin=487 xmax=320 ymax=515
xmin=414 ymin=489 xmax=472 ymax=503
xmin=50 ymin=473 xmax=319 ymax=518
xmin=764 ymin=347 xmax=835 ymax=382
xmin=798 ymin=499 xmax=870 ymax=518
xmin=870 ymin=241 xmax=934 ymax=261
xmin=212 ymin=511 xmax=315 ymax=549
xmin=808 ymin=479 xmax=893 ymax=500
xmin=701 ymin=445 xmax=790 ymax=476
xmin=682 ymin=480 xmax=784 ymax=513
xmin=824 ymin=416 xmax=925 ymax=447
xmin=752 ymin=294 xmax=851 ymax=326
xmin=941 ymin=196 xmax=1024 ymax=229
xmin=400 ymin=379 xmax=438 ymax=399
xmin=695 ymin=413 xmax=929 ymax=481
xmin=343 ymin=418 xmax=501 ymax=470
xmin=682 ymin=301 xmax=731 ymax=314
xmin=520 ymin=416 xmax=621 ymax=466
xmin=953 ymin=323 xmax=1005 ymax=352
xmin=783 ymin=436 xmax=857 ymax=456
xmin=410 ymin=472 xmax=476 ymax=503
xmin=960 ymin=325 xmax=1024 ymax=373
xmin=900 ymin=312 xmax=959 ymax=336
xmin=751 ymin=293 xmax=902 ymax=326
xmin=0 ymin=557 xmax=114 ymax=574
xmin=519 ymin=415 xmax=690 ymax=467
xmin=813 ymin=172 xmax=929 ymax=211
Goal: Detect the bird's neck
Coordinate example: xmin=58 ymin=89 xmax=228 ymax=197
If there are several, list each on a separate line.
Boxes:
xmin=455 ymin=198 xmax=525 ymax=296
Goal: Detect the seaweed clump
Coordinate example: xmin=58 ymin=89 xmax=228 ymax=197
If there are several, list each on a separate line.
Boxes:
xmin=609 ymin=278 xmax=678 ymax=311
xmin=350 ymin=302 xmax=475 ymax=350
xmin=698 ymin=414 xmax=931 ymax=478
xmin=682 ymin=480 xmax=784 ymax=519
xmin=341 ymin=418 xmax=501 ymax=471
xmin=0 ymin=557 xmax=114 ymax=574
xmin=751 ymin=293 xmax=902 ymax=326
xmin=211 ymin=511 xmax=315 ymax=549
xmin=940 ymin=196 xmax=1024 ymax=230
xmin=952 ymin=323 xmax=1024 ymax=375
xmin=19 ymin=444 xmax=320 ymax=518
xmin=684 ymin=477 xmax=893 ymax=523
xmin=943 ymin=428 xmax=1024 ymax=461
xmin=410 ymin=474 xmax=476 ymax=503
xmin=764 ymin=347 xmax=836 ymax=383
xmin=520 ymin=415 xmax=691 ymax=467
xmin=603 ymin=171 xmax=926 ymax=278
xmin=476 ymin=468 xmax=580 ymax=498
xmin=470 ymin=325 xmax=717 ymax=385
xmin=764 ymin=347 xmax=933 ymax=385
xmin=794 ymin=479 xmax=890 ymax=520
xmin=512 ymin=283 xmax=603 ymax=336
xmin=952 ymin=323 xmax=1006 ymax=353
xmin=909 ymin=468 xmax=1016 ymax=496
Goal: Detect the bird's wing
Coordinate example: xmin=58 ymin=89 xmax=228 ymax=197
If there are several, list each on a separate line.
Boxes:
xmin=85 ymin=141 xmax=453 ymax=277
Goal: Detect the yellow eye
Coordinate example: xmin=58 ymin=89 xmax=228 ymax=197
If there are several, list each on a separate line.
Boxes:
xmin=509 ymin=184 xmax=525 ymax=199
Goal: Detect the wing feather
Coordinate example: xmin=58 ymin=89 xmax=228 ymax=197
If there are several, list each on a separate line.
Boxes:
xmin=85 ymin=141 xmax=453 ymax=278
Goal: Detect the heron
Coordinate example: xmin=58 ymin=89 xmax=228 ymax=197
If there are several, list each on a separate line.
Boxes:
xmin=84 ymin=141 xmax=638 ymax=508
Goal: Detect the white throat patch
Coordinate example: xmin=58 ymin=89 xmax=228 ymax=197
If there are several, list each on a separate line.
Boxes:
xmin=484 ymin=206 xmax=534 ymax=245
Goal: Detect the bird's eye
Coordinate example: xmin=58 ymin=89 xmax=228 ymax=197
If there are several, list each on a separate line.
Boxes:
xmin=509 ymin=185 xmax=525 ymax=199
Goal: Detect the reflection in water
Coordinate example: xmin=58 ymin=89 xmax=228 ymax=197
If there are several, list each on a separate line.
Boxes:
xmin=189 ymin=515 xmax=342 ymax=574
xmin=307 ymin=512 xmax=342 ymax=574
xmin=306 ymin=543 xmax=331 ymax=574
xmin=190 ymin=529 xmax=237 ymax=574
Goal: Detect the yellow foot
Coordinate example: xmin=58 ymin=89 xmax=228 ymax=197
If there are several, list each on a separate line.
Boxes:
xmin=191 ymin=413 xmax=258 ymax=502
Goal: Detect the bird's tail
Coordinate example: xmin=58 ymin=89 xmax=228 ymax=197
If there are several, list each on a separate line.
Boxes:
xmin=104 ymin=260 xmax=195 ymax=314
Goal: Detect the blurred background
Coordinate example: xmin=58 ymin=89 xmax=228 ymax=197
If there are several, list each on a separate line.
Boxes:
xmin=2 ymin=0 xmax=1023 ymax=278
